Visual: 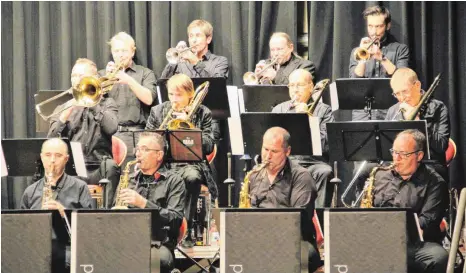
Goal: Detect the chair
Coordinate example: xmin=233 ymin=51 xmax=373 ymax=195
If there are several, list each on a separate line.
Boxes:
xmin=313 ymin=210 xmax=324 ymax=248
xmin=112 ymin=135 xmax=127 ymax=167
xmin=87 ymin=184 xmax=104 ymax=208
xmin=446 ymin=138 xmax=457 ymax=167
xmin=206 ymin=144 xmax=217 ymax=165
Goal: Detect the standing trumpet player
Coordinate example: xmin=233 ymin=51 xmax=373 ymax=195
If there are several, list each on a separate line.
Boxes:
xmin=161 ymin=19 xmax=229 ymax=79
xmin=146 ymin=74 xmax=217 ymax=248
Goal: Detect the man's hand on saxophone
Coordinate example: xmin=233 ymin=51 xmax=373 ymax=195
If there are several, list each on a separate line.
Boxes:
xmin=118 ymin=188 xmax=147 ymax=208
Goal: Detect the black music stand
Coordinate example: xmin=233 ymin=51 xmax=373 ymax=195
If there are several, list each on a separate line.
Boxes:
xmin=240 ymin=113 xmax=317 ymax=157
xmin=1 ymin=138 xmax=81 ymax=180
xmin=135 ymin=129 xmax=204 ymax=163
xmin=157 ymin=77 xmax=230 ymax=119
xmin=331 ymin=78 xmax=397 ymax=119
xmin=241 ymin=85 xmax=289 ymax=112
xmin=327 ymin=120 xmax=430 ymax=163
xmin=34 ymin=90 xmax=71 ymax=135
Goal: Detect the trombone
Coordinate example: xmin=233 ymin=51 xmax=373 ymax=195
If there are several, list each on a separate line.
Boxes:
xmin=354 ymin=38 xmax=380 ymax=61
xmin=243 ymin=57 xmax=279 ymax=85
xmin=166 ymin=45 xmax=196 ymax=65
xmin=35 ymin=61 xmax=125 ymax=121
xmin=288 ymin=79 xmax=330 ymax=116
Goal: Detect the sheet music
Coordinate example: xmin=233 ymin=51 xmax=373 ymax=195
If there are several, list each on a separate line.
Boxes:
xmin=70 ymin=142 xmax=87 ymax=178
xmin=1 ymin=144 xmax=7 ymax=177
xmin=329 ymin=81 xmax=339 ymax=112
xmin=309 ymin=116 xmax=322 ymax=156
xmin=227 ymin=118 xmax=244 ymax=155
xmin=226 ymin=85 xmax=240 ymax=118
xmin=237 ymin=88 xmax=245 ymax=113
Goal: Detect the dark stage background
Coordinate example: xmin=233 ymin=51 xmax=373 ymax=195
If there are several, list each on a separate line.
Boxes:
xmin=1 ymin=2 xmax=465 ymax=208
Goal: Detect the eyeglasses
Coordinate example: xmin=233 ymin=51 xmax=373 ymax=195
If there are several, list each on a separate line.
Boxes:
xmin=287 ymin=83 xmax=309 ymax=89
xmin=135 ymin=147 xmax=161 ymax=154
xmin=389 ymin=148 xmax=420 ymax=159
xmin=392 ymin=89 xmax=411 ymax=98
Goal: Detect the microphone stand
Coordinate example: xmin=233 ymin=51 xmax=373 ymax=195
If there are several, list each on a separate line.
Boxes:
xmin=223 ymin=152 xmax=236 ymax=207
xmin=329 ymin=161 xmax=342 ymax=208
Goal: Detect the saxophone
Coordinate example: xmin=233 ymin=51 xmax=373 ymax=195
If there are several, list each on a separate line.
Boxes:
xmin=112 ymin=159 xmax=139 ymax=209
xmin=360 ymin=163 xmax=395 ymax=208
xmin=239 ymin=162 xmax=269 ymax=208
xmin=41 ymin=166 xmax=55 ymax=209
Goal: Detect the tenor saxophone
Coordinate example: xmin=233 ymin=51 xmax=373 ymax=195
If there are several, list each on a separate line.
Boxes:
xmin=112 ymin=159 xmax=139 ymax=209
xmin=239 ymin=162 xmax=269 ymax=208
xmin=360 ymin=163 xmax=395 ymax=208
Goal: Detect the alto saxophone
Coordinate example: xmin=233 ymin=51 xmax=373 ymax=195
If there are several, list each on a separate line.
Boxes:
xmin=41 ymin=167 xmax=55 ymax=209
xmin=239 ymin=162 xmax=269 ymax=208
xmin=360 ymin=163 xmax=395 ymax=208
xmin=112 ymin=159 xmax=139 ymax=209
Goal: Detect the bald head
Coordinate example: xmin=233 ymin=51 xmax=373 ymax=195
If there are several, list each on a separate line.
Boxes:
xmin=263 ymin=127 xmax=290 ymax=149
xmin=289 ymin=69 xmax=313 ymax=84
xmin=390 ymin=67 xmax=418 ymax=88
xmin=42 ymin=138 xmax=68 ymax=155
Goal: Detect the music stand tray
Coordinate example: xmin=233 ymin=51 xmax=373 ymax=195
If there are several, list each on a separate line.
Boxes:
xmin=327 ymin=120 xmax=430 ymax=162
xmin=240 ymin=85 xmax=289 ymax=112
xmin=240 ymin=113 xmax=315 ymax=156
xmin=35 ymin=90 xmax=71 ymax=133
xmin=157 ymin=77 xmax=230 ymax=119
xmin=1 ymin=138 xmax=79 ymax=177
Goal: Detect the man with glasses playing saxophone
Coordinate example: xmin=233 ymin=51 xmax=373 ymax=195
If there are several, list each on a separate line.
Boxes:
xmin=367 ymin=129 xmax=448 ymax=273
xmin=21 ymin=138 xmax=93 ymax=272
xmin=116 ymin=132 xmax=186 ymax=273
xmin=272 ymin=69 xmax=334 ymax=208
xmin=145 ymin=73 xmax=217 ymax=248
xmin=48 ymin=58 xmax=120 ymax=207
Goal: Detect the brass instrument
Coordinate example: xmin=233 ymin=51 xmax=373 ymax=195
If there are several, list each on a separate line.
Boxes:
xmin=159 ymin=81 xmax=210 ymax=130
xmin=401 ymin=73 xmax=441 ymax=121
xmin=35 ymin=61 xmax=126 ymax=121
xmin=112 ymin=159 xmax=139 ymax=209
xmin=307 ymin=79 xmax=330 ymax=116
xmin=239 ymin=162 xmax=269 ymax=208
xmin=360 ymin=164 xmax=395 ymax=208
xmin=41 ymin=167 xmax=55 ymax=209
xmin=243 ymin=57 xmax=279 ymax=85
xmin=166 ymin=44 xmax=196 ymax=64
xmin=354 ymin=38 xmax=380 ymax=61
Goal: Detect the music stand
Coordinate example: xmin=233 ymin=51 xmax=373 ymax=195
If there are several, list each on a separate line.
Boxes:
xmin=135 ymin=129 xmax=204 ymax=163
xmin=240 ymin=85 xmax=289 ymax=112
xmin=1 ymin=138 xmax=86 ymax=178
xmin=327 ymin=120 xmax=430 ymax=162
xmin=329 ymin=78 xmax=397 ymax=119
xmin=157 ymin=77 xmax=230 ymax=119
xmin=240 ymin=113 xmax=319 ymax=157
xmin=34 ymin=90 xmax=71 ymax=134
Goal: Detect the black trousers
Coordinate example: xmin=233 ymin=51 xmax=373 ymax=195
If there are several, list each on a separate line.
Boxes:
xmin=175 ymin=164 xmax=204 ymax=231
xmin=151 ymin=244 xmax=175 ymax=273
xmin=307 ymin=162 xmax=333 ymax=208
xmin=86 ymin=158 xmax=120 ymax=208
xmin=408 ymin=241 xmax=448 ymax=273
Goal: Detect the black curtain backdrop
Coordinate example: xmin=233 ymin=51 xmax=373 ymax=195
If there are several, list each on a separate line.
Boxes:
xmin=1 ymin=1 xmax=465 ymax=209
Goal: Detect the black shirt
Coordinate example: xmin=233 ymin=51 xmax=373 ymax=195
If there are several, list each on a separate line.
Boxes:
xmin=129 ymin=167 xmax=186 ymax=249
xmin=385 ymin=98 xmax=450 ymax=164
xmin=161 ymin=50 xmax=229 ymax=79
xmin=20 ymin=173 xmax=93 ymax=210
xmin=273 ymin=54 xmax=316 ymax=85
xmin=98 ymin=62 xmax=157 ymax=126
xmin=372 ymin=164 xmax=448 ymax=242
xmin=47 ymin=97 xmax=118 ymax=163
xmin=349 ymin=33 xmax=410 ymax=78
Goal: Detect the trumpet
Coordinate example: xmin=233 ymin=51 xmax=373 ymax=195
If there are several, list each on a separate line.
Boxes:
xmin=354 ymin=38 xmax=380 ymax=61
xmin=166 ymin=44 xmax=196 ymax=65
xmin=35 ymin=61 xmax=126 ymax=121
xmin=243 ymin=57 xmax=279 ymax=85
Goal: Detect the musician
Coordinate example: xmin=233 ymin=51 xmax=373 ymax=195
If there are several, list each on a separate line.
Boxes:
xmin=272 ymin=69 xmax=334 ymax=207
xmin=145 ymin=73 xmax=217 ymax=248
xmin=385 ymin=68 xmax=450 ymax=180
xmin=248 ymin=127 xmax=321 ymax=273
xmin=161 ymin=19 xmax=229 ymax=79
xmin=349 ymin=5 xmax=410 ymax=121
xmin=21 ymin=138 xmax=93 ymax=272
xmin=99 ymin=31 xmax=157 ymax=158
xmin=371 ymin=129 xmax=448 ymax=273
xmin=255 ymin=32 xmax=316 ymax=85
xmin=118 ymin=132 xmax=186 ymax=273
xmin=48 ymin=58 xmax=120 ymax=207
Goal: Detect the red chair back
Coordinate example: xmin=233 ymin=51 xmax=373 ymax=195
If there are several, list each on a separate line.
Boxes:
xmin=313 ymin=210 xmax=324 ymax=247
xmin=177 ymin=218 xmax=188 ymax=244
xmin=206 ymin=144 xmax=217 ymax=164
xmin=446 ymin=138 xmax=457 ymax=167
xmin=112 ymin=136 xmax=127 ymax=167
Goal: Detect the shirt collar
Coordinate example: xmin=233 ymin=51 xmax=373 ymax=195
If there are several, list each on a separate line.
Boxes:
xmin=391 ymin=163 xmax=426 ymax=183
xmin=126 ymin=61 xmax=137 ymax=72
xmin=48 ymin=173 xmax=66 ymax=190
xmin=202 ymin=50 xmax=212 ymax=61
xmin=135 ymin=165 xmax=168 ymax=184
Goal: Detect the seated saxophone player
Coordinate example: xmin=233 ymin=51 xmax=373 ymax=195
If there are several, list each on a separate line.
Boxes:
xmin=385 ymin=68 xmax=450 ymax=181
xmin=20 ymin=138 xmax=93 ymax=273
xmin=253 ymin=32 xmax=316 ymax=85
xmin=116 ymin=132 xmax=186 ymax=273
xmin=47 ymin=58 xmax=120 ymax=207
xmin=272 ymin=69 xmax=334 ymax=208
xmin=99 ymin=31 xmax=157 ymax=164
xmin=367 ymin=129 xmax=448 ymax=273
xmin=160 ymin=19 xmax=229 ymax=79
xmin=145 ymin=73 xmax=218 ymax=248
xmin=247 ymin=127 xmax=321 ymax=273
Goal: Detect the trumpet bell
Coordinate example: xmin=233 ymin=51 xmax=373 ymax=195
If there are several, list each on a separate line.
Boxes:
xmin=354 ymin=48 xmax=370 ymax=61
xmin=243 ymin=72 xmax=258 ymax=85
xmin=166 ymin=48 xmax=179 ymax=65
